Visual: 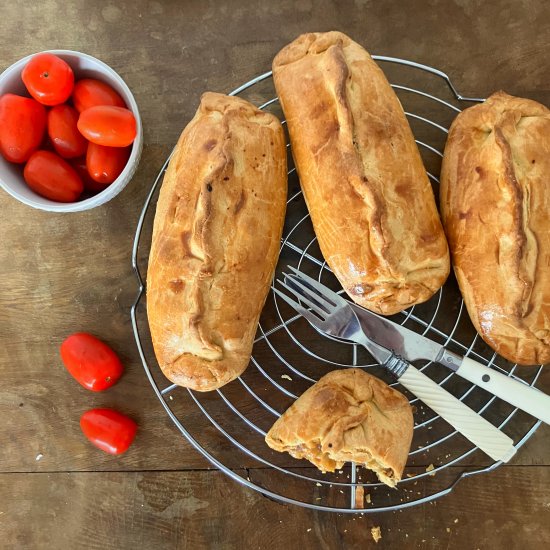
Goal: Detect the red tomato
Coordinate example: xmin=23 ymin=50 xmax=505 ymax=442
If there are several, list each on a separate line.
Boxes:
xmin=21 ymin=53 xmax=74 ymax=106
xmin=80 ymin=409 xmax=137 ymax=455
xmin=47 ymin=104 xmax=88 ymax=159
xmin=23 ymin=150 xmax=83 ymax=202
xmin=86 ymin=143 xmax=130 ymax=185
xmin=73 ymin=79 xmax=125 ymax=113
xmin=0 ymin=94 xmax=46 ymax=163
xmin=78 ymin=106 xmax=136 ymax=147
xmin=71 ymin=155 xmax=106 ymax=193
xmin=60 ymin=332 xmax=124 ymax=391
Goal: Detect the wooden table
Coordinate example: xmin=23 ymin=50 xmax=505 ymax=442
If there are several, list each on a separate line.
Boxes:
xmin=1 ymin=1 xmax=549 ymax=548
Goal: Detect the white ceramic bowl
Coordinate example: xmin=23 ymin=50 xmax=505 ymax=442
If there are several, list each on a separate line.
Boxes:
xmin=0 ymin=50 xmax=143 ymax=212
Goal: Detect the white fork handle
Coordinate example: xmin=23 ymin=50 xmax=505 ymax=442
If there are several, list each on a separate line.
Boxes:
xmin=456 ymin=357 xmax=550 ymax=425
xmin=399 ymin=365 xmax=516 ymax=463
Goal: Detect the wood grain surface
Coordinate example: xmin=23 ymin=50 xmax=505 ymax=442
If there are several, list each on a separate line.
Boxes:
xmin=1 ymin=0 xmax=549 ymax=548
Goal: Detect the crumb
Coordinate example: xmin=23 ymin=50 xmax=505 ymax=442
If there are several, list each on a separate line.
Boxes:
xmin=426 ymin=464 xmax=435 ymax=475
xmin=339 ymin=490 xmax=344 ymax=494
xmin=454 ymin=518 xmax=459 ymax=523
xmin=355 ymin=486 xmax=365 ymax=509
xmin=307 ymin=528 xmax=311 ymax=532
xmin=344 ymin=529 xmax=347 ymax=533
xmin=366 ymin=493 xmax=371 ymax=504
xmin=169 ymin=395 xmax=173 ymax=401
xmin=406 ymin=473 xmax=415 ymax=478
xmin=338 ymin=470 xmax=344 ymax=474
xmin=315 ymin=497 xmax=322 ymax=501
xmin=281 ymin=374 xmax=292 ymax=381
xmin=428 ymin=426 xmax=433 ymax=429
xmin=371 ymin=526 xmax=382 ymax=543
xmin=406 ymin=534 xmax=409 ymax=538
xmin=446 ymin=527 xmax=451 ymax=533
xmin=35 ymin=453 xmax=43 ymax=461
xmin=316 ymin=482 xmax=322 ymax=486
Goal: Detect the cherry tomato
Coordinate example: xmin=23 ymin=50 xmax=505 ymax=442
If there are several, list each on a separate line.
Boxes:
xmin=78 ymin=106 xmax=136 ymax=147
xmin=71 ymin=155 xmax=105 ymax=193
xmin=72 ymin=79 xmax=125 ymax=113
xmin=23 ymin=150 xmax=83 ymax=202
xmin=0 ymin=94 xmax=46 ymax=163
xmin=47 ymin=104 xmax=88 ymax=159
xmin=21 ymin=53 xmax=74 ymax=106
xmin=86 ymin=143 xmax=130 ymax=185
xmin=80 ymin=409 xmax=137 ymax=455
xmin=60 ymin=332 xmax=124 ymax=391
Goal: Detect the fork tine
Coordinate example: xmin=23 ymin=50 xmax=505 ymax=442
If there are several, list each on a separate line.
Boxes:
xmin=287 ymin=266 xmax=347 ymax=307
xmin=284 ymin=273 xmax=337 ymax=314
xmin=277 ymin=277 xmax=329 ymax=319
xmin=272 ymin=285 xmax=327 ymax=328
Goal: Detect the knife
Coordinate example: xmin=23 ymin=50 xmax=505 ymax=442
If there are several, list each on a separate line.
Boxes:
xmin=349 ymin=301 xmax=550 ymax=426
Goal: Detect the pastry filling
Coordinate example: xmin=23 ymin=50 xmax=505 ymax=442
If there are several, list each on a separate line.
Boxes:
xmin=280 ymin=441 xmax=397 ymax=487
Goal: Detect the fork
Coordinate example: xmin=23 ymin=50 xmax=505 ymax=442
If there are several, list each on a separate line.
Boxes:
xmin=273 ymin=266 xmax=517 ymax=463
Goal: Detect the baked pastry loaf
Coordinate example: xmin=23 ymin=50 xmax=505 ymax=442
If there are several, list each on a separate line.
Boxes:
xmin=441 ymin=91 xmax=550 ymax=365
xmin=265 ymin=369 xmax=414 ymax=487
xmin=273 ymin=32 xmax=449 ymax=315
xmin=147 ymin=92 xmax=287 ymax=391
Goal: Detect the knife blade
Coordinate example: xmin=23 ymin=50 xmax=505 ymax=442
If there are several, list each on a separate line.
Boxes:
xmin=349 ymin=302 xmax=443 ymax=362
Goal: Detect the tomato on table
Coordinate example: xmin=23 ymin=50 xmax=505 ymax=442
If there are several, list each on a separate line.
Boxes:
xmin=86 ymin=142 xmax=130 ymax=185
xmin=78 ymin=106 xmax=137 ymax=147
xmin=0 ymin=94 xmax=46 ymax=163
xmin=60 ymin=332 xmax=124 ymax=391
xmin=23 ymin=150 xmax=83 ymax=202
xmin=72 ymin=79 xmax=125 ymax=112
xmin=80 ymin=409 xmax=137 ymax=455
xmin=21 ymin=52 xmax=74 ymax=106
xmin=47 ymin=104 xmax=88 ymax=159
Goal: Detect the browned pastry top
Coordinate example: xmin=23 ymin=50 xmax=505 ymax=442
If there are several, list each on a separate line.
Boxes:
xmin=441 ymin=91 xmax=550 ymax=365
xmin=273 ymin=31 xmax=450 ymax=315
xmin=147 ymin=92 xmax=287 ymax=390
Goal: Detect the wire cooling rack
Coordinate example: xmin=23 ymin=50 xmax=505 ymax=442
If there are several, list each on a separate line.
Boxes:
xmin=131 ymin=56 xmax=545 ymax=513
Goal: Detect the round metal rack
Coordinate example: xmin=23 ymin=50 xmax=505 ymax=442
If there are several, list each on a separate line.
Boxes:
xmin=131 ymin=56 xmax=544 ymax=513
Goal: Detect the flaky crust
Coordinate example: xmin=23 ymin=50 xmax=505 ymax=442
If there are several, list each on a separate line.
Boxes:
xmin=147 ymin=92 xmax=287 ymax=390
xmin=441 ymin=91 xmax=550 ymax=365
xmin=265 ymin=369 xmax=413 ymax=486
xmin=273 ymin=32 xmax=449 ymax=315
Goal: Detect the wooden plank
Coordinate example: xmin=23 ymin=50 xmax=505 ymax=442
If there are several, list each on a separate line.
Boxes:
xmin=1 ymin=467 xmax=549 ymax=549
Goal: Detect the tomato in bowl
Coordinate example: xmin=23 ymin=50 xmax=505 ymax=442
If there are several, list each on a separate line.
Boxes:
xmin=0 ymin=50 xmax=142 ymax=212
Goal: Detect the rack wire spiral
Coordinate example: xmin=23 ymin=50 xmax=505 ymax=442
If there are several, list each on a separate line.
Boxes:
xmin=131 ymin=56 xmax=544 ymax=513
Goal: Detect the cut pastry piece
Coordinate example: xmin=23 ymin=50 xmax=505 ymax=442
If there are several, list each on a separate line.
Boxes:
xmin=265 ymin=368 xmax=413 ymax=487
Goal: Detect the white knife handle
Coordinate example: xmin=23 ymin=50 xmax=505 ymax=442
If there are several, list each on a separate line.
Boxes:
xmin=456 ymin=357 xmax=550 ymax=425
xmin=399 ymin=365 xmax=516 ymax=463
